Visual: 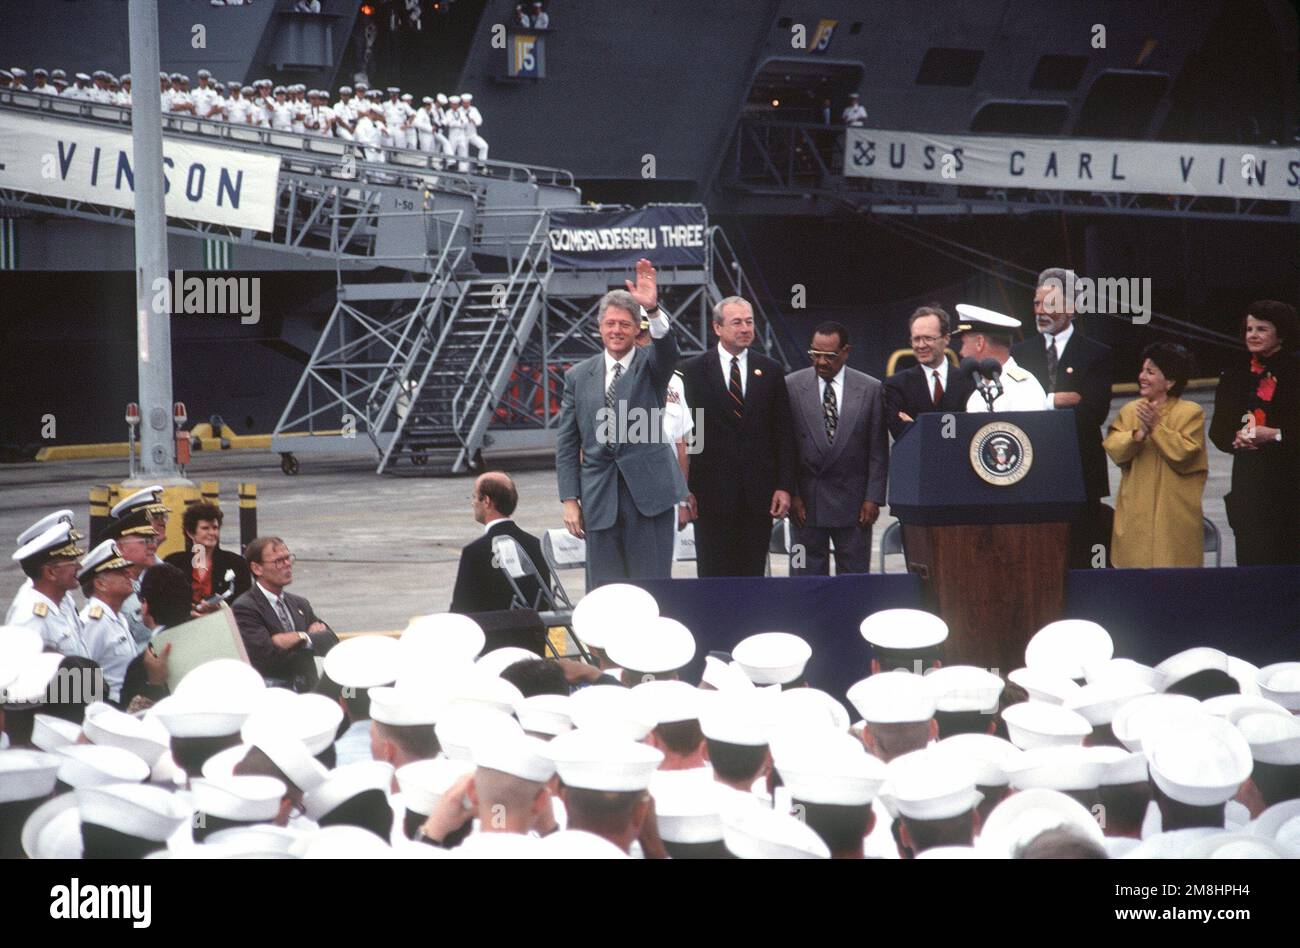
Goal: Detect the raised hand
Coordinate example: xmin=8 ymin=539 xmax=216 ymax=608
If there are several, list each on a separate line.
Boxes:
xmin=624 ymin=258 xmax=658 ymax=311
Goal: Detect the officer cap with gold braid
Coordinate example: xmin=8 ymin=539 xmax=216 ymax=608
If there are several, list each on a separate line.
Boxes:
xmin=110 ymin=485 xmax=170 ymax=520
xmin=100 ymin=508 xmax=158 ymax=545
xmin=17 ymin=509 xmax=76 ymax=547
xmin=12 ymin=522 xmax=85 ymax=572
xmin=77 ymin=540 xmax=132 ymax=583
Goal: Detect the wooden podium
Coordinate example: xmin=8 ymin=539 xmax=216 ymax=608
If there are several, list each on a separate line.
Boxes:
xmin=887 ymin=411 xmax=1085 ymax=675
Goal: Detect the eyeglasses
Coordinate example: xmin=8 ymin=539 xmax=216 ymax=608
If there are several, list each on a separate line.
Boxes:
xmin=807 ymin=349 xmax=842 ymax=361
xmin=266 ymin=553 xmax=295 ymax=568
xmin=910 ymin=335 xmax=947 ymax=346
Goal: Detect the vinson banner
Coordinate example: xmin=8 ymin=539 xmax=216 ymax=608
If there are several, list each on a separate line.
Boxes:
xmin=548 ymin=205 xmax=707 ymax=269
xmin=844 ymin=128 xmax=1300 ymax=201
xmin=0 ymin=112 xmax=282 ymax=232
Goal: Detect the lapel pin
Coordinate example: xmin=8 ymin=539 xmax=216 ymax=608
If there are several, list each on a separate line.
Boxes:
xmin=1066 ymin=366 xmax=1074 ymax=374
xmin=754 ymin=368 xmax=763 ymax=377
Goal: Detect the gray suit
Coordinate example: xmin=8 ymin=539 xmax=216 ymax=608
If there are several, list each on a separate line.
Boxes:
xmin=785 ymin=366 xmax=888 ymax=574
xmin=556 ymin=331 xmax=686 ymax=586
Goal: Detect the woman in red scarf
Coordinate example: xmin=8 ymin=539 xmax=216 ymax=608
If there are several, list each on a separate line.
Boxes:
xmin=1209 ymin=301 xmax=1299 ymax=565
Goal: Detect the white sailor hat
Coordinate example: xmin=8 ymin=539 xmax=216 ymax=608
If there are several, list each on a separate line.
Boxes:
xmin=174 ymin=657 xmax=266 ymax=705
xmin=1081 ymin=658 xmax=1164 ymax=686
xmin=1185 ymin=831 xmax=1297 ymax=859
xmin=110 ymin=485 xmax=168 ymax=519
xmin=699 ymin=689 xmax=776 ymax=746
xmin=1025 ymin=619 xmax=1113 ymax=680
xmin=51 ymin=69 xmax=67 ymax=79
xmin=1063 ymin=677 xmax=1155 ymax=726
xmin=1226 ymin=655 xmax=1262 ymax=696
xmin=242 ymin=690 xmax=343 ymax=755
xmin=1002 ymin=701 xmax=1091 ymax=749
xmin=1006 ymin=746 xmax=1104 ymax=792
xmin=192 ymin=775 xmax=286 ymax=823
xmin=33 ymin=67 xmax=49 ymax=77
xmin=436 ymin=93 xmax=448 ymax=105
xmin=474 ymin=646 xmax=539 ymax=679
xmin=366 ymin=89 xmax=382 ymax=99
xmin=149 ymin=693 xmax=250 ymax=739
xmin=723 ymin=802 xmax=829 ymax=859
xmin=632 ymin=679 xmax=701 ymax=725
xmin=1085 ymin=745 xmax=1149 ymax=785
xmin=338 ymin=85 xmax=352 ymax=94
xmin=472 ymin=730 xmax=555 ymax=783
xmin=21 ymin=792 xmax=83 ymax=858
xmin=846 ymin=671 xmax=936 ymax=724
xmin=421 ymin=96 xmax=433 ymax=104
xmin=731 ymin=631 xmax=811 ymax=685
xmin=0 ymin=750 xmax=63 ymax=803
xmin=462 ymin=93 xmax=473 ymax=101
xmin=202 ymin=733 xmax=327 ymax=794
xmin=925 ymin=665 xmax=1005 ymax=713
xmin=444 ymin=670 xmax=524 ymax=717
xmin=289 ymin=83 xmax=304 ymax=92
xmin=650 ymin=769 xmax=725 ymax=843
xmin=1234 ymin=711 xmax=1300 ymax=765
xmin=241 ymin=85 xmax=254 ymax=94
xmin=400 ymin=92 xmax=413 ymax=101
xmin=303 ymin=760 xmax=393 ymax=822
xmin=395 ymin=757 xmax=474 ymax=815
xmin=13 ymin=521 xmax=85 ymax=568
xmin=977 ymin=787 xmax=1105 ymax=858
xmin=1155 ymin=646 xmax=1232 ymax=692
xmin=571 ymin=583 xmax=658 ymax=649
xmin=1201 ymin=693 xmax=1290 ymax=722
xmin=769 ymin=686 xmax=850 ymax=735
xmin=159 ymin=71 xmax=169 ymax=80
xmin=607 ymin=616 xmax=696 ymax=676
xmin=536 ymin=828 xmax=628 ymax=859
xmin=1006 ymin=666 xmax=1081 ymax=705
xmin=385 ymin=86 xmax=400 ymax=94
xmin=368 ymin=685 xmax=447 ymax=728
xmin=16 ymin=509 xmax=75 ymax=547
xmin=452 ymin=832 xmax=544 ymax=859
xmin=514 ymin=693 xmax=573 ymax=737
xmin=76 ymin=72 xmax=91 ymax=82
xmin=878 ymin=749 xmax=982 ymax=821
xmin=776 ymin=732 xmax=887 ymax=806
xmin=546 ymin=730 xmax=663 ymax=791
xmin=1110 ymin=692 xmax=1200 ymax=752
xmin=323 ymin=634 xmax=401 ymax=689
xmin=2 ymin=651 xmax=65 ymax=706
xmin=568 ymin=684 xmax=658 ymax=741
xmin=0 ymin=70 xmax=12 ymax=81
xmin=76 ymin=539 xmax=131 ymax=582
xmin=77 ymin=783 xmax=191 ymax=841
xmin=202 ymin=824 xmax=303 ymax=856
xmin=954 ymin=303 xmax=1022 ymax=333
xmin=1257 ymin=662 xmax=1300 ymax=711
xmin=435 ymin=706 xmax=522 ymax=761
xmin=274 ymin=85 xmax=286 ymax=94
xmin=196 ymin=68 xmax=212 ymax=79
xmin=1146 ymin=714 xmax=1252 ymax=806
xmin=82 ymin=701 xmax=170 ymax=766
xmin=448 ymin=95 xmax=462 ymax=104
xmin=55 ymin=744 xmax=150 ymax=788
xmin=859 ymin=608 xmax=948 ymax=653
xmin=31 ymin=713 xmax=82 ymax=751
xmin=294 ymin=824 xmax=393 ymax=859
xmin=699 ymin=654 xmax=754 ymax=692
xmin=1252 ymin=798 xmax=1300 ymax=843
xmin=0 ymin=624 xmax=44 ymax=678
xmin=934 ymin=733 xmax=1022 ymax=787
xmin=401 ymin=612 xmax=486 ymax=668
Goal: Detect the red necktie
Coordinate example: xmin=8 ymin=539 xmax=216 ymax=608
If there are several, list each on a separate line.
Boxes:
xmin=932 ymin=369 xmax=944 ymax=408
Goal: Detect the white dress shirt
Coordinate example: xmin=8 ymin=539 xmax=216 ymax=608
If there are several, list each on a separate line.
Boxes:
xmin=819 ymin=365 xmax=845 ymax=413
xmin=257 ymin=580 xmax=296 ymax=631
xmin=1041 ymin=321 xmax=1074 ymax=410
xmin=922 ymin=358 xmax=949 ymax=404
xmin=717 ymin=343 xmax=749 ymax=397
xmin=482 ymin=516 xmax=512 ymax=534
xmin=604 ymin=308 xmax=669 ymax=391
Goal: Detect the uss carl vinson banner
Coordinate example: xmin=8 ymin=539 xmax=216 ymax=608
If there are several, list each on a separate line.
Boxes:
xmin=547 ymin=205 xmax=708 ymax=269
xmin=845 ymin=127 xmax=1300 ymax=201
xmin=0 ymin=112 xmax=282 ymax=232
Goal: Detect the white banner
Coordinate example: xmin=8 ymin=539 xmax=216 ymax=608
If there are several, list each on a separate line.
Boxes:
xmin=845 ymin=128 xmax=1300 ymax=201
xmin=0 ymin=112 xmax=282 ymax=232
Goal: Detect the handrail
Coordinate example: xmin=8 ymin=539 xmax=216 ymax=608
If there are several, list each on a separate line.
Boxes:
xmin=0 ymin=92 xmax=577 ymax=187
xmin=707 ymin=224 xmax=791 ymax=366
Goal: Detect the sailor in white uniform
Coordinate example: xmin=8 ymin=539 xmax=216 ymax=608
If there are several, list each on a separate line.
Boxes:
xmin=332 ymin=86 xmax=357 ymax=140
xmin=461 ymin=93 xmax=489 ymax=165
xmin=955 ymin=305 xmax=1049 ymax=413
xmin=8 ymin=520 xmax=88 ymax=658
xmin=78 ymin=540 xmax=141 ymax=705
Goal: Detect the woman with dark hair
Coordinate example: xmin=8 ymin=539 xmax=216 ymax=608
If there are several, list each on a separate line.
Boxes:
xmin=1103 ymin=343 xmax=1208 ymax=568
xmin=1208 ymin=300 xmax=1299 ymax=565
xmin=163 ymin=501 xmax=251 ymax=611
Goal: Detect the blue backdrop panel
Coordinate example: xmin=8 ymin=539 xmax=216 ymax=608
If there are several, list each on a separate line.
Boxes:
xmin=1064 ymin=566 xmax=1299 ymax=668
xmin=633 ymin=574 xmax=924 ymax=703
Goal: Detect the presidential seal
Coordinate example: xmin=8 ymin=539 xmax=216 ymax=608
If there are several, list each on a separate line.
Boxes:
xmin=970 ymin=421 xmax=1033 ymax=485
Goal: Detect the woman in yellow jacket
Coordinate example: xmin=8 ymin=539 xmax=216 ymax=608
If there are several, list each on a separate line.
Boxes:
xmin=1103 ymin=343 xmax=1208 ymax=567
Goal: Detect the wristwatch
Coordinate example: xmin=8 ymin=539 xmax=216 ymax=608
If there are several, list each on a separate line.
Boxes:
xmin=297 ymin=631 xmax=310 ymax=646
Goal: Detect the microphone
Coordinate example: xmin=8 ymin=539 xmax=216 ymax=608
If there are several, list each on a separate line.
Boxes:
xmin=959 ymin=357 xmax=981 ymax=379
xmin=979 ymin=359 xmax=1003 ymax=379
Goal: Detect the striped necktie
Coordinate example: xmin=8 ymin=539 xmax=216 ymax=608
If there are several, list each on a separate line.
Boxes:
xmin=728 ymin=356 xmax=744 ymax=419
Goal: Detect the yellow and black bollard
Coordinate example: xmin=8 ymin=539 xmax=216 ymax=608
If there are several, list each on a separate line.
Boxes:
xmin=238 ymin=483 xmax=258 ymax=554
xmin=89 ymin=486 xmax=110 ymax=545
